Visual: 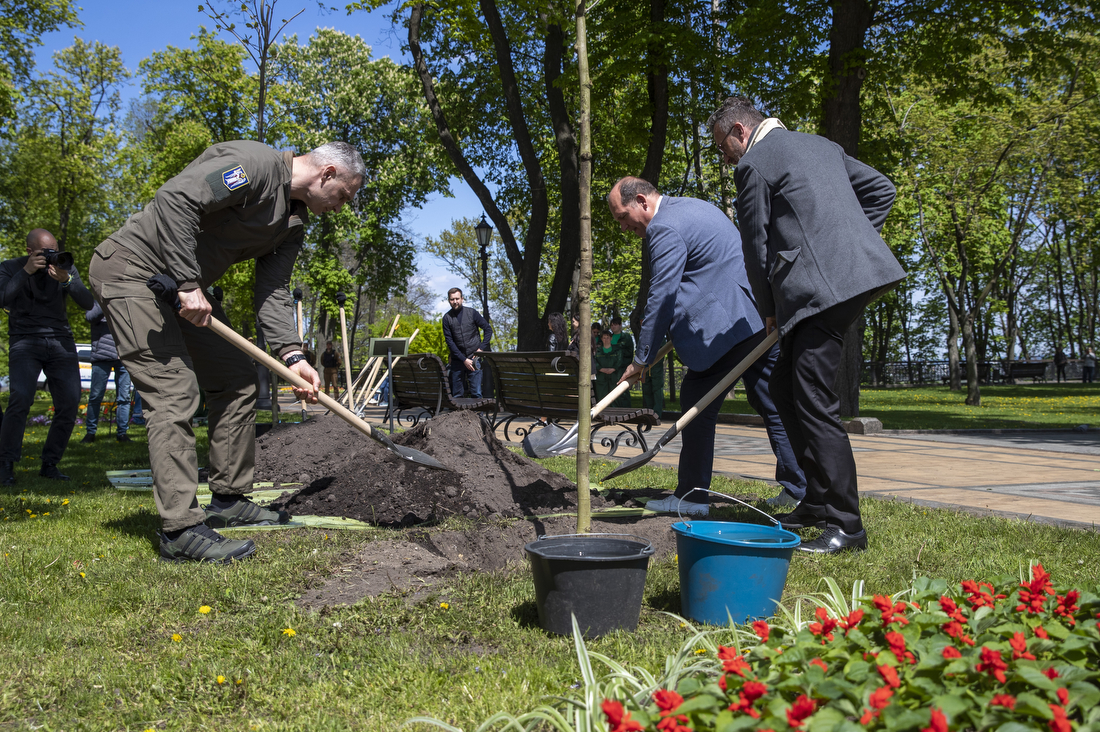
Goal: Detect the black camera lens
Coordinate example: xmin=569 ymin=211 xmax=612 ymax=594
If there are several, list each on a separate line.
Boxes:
xmin=41 ymin=249 xmax=74 ymax=269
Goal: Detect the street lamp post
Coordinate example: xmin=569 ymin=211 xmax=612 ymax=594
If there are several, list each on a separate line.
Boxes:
xmin=474 ymin=214 xmax=493 ymax=321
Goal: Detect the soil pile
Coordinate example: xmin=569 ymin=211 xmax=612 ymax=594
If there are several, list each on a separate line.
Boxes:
xmin=254 ymin=411 xmax=615 ymax=526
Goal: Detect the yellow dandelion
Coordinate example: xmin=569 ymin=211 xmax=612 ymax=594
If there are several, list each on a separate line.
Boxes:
xmin=29 ymin=514 xmax=37 ymax=519
xmin=79 ymin=572 xmax=85 ymax=578
xmin=236 ymin=678 xmax=243 ymax=685
xmin=216 ymin=675 xmax=226 ymax=684
xmin=172 ymin=633 xmax=182 ymax=642
xmin=694 ymin=648 xmax=706 ymax=655
xmin=439 ymin=602 xmax=450 ymax=610
xmin=199 ymin=605 xmax=212 ymax=614
xmin=43 ymin=512 xmax=50 ymax=516
xmin=282 ymin=628 xmax=296 ymax=637
xmin=62 ymin=499 xmax=69 ymax=505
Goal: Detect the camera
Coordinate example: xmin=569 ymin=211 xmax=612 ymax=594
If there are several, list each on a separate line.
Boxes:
xmin=40 ymin=249 xmax=74 ymax=269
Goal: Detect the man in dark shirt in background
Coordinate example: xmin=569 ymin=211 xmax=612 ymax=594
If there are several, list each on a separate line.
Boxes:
xmin=320 ymin=340 xmax=340 ymax=398
xmin=441 ymin=287 xmax=492 ymax=398
xmin=0 ymin=229 xmax=95 ymax=483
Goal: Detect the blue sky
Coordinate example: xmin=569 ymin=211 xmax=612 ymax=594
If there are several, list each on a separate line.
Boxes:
xmin=36 ymin=0 xmax=483 ymax=313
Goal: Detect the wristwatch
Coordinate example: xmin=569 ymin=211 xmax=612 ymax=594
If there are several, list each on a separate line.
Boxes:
xmin=284 ymin=353 xmax=308 ymax=367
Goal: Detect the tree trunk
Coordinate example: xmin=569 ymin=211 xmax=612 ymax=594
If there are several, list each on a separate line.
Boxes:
xmin=574 ymin=0 xmax=593 ymax=533
xmin=962 ymin=309 xmax=981 ymax=406
xmin=947 ymin=305 xmax=961 ymax=391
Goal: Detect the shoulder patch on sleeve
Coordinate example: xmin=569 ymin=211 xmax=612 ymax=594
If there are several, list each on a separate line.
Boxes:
xmin=204 ymin=164 xmax=251 ymax=202
xmin=222 ymin=165 xmax=249 ymax=191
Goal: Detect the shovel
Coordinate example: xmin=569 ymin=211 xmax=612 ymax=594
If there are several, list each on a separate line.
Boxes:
xmin=146 ymin=276 xmax=453 ymax=472
xmin=532 ymin=340 xmax=676 ymax=457
xmin=601 ymin=329 xmax=779 ymax=482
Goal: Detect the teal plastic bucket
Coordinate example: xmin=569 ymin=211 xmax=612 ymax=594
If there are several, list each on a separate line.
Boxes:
xmin=672 ymin=520 xmax=800 ymax=625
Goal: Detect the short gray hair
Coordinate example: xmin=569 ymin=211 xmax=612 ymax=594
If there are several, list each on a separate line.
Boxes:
xmin=608 ymin=176 xmax=658 ymax=206
xmin=308 ymin=142 xmax=366 ymax=182
xmin=706 ymin=96 xmax=766 ymax=137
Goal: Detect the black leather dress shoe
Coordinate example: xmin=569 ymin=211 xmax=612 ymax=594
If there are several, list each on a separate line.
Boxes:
xmin=39 ymin=464 xmax=70 ymax=481
xmin=1 ymin=461 xmax=15 ymax=485
xmin=116 ymin=434 xmax=132 ymax=443
xmin=798 ymin=526 xmax=868 ymax=554
xmin=774 ymin=507 xmax=827 ymax=530
xmin=81 ymin=434 xmax=96 ymax=443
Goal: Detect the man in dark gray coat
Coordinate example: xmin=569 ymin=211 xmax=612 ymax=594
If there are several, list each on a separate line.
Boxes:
xmin=81 ymin=301 xmax=132 ymax=443
xmin=710 ymin=96 xmax=906 ymax=553
xmin=609 ymin=177 xmax=806 ymax=515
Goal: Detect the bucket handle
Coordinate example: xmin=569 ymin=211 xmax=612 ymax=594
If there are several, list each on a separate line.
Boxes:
xmin=677 ymin=488 xmax=780 ymax=529
xmin=536 ymin=532 xmax=655 ymax=554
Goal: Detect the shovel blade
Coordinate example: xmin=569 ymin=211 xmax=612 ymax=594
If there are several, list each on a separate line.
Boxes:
xmin=393 ymin=444 xmax=453 ymax=471
xmin=545 ymin=424 xmax=580 ymax=454
xmin=522 ymin=423 xmax=569 ymax=459
xmin=601 ymin=449 xmax=658 ymax=482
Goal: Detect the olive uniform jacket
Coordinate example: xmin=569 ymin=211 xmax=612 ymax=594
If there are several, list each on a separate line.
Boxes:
xmin=97 ymin=140 xmax=307 ymax=357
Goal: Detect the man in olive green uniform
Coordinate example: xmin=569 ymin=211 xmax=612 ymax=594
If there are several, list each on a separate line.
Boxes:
xmin=609 ymin=316 xmax=634 ymax=408
xmin=89 ymin=140 xmax=364 ymax=563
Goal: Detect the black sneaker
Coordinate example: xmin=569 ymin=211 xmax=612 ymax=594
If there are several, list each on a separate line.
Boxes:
xmin=39 ymin=464 xmax=70 ymax=481
xmin=0 ymin=461 xmax=14 ymax=485
xmin=159 ymin=523 xmax=257 ymax=563
xmin=203 ymin=497 xmax=290 ymax=528
xmin=81 ymin=434 xmax=96 ymax=443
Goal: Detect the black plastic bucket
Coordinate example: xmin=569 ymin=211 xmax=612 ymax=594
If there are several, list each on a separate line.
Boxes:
xmin=525 ymin=533 xmax=655 ymax=638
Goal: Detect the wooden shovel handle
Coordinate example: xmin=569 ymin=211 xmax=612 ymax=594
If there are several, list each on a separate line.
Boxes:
xmin=591 ymin=340 xmax=675 ymax=418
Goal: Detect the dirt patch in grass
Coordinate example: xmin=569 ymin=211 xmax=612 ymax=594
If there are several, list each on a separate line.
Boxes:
xmin=295 ymin=514 xmax=684 ymax=611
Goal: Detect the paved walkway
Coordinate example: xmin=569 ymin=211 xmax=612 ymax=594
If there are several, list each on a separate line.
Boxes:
xmin=282 ymin=396 xmax=1100 ymax=530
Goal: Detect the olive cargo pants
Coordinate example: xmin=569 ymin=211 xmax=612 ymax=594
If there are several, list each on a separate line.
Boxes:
xmin=89 ymin=241 xmax=258 ymax=531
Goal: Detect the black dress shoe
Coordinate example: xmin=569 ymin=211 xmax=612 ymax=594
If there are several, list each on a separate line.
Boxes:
xmin=81 ymin=434 xmax=96 ymax=443
xmin=798 ymin=526 xmax=868 ymax=554
xmin=116 ymin=434 xmax=132 ymax=443
xmin=39 ymin=464 xmax=70 ymax=481
xmin=0 ymin=461 xmax=15 ymax=485
xmin=774 ymin=506 xmax=827 ymax=530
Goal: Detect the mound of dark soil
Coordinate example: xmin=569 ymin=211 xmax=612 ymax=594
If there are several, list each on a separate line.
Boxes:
xmin=254 ymin=411 xmax=615 ymax=526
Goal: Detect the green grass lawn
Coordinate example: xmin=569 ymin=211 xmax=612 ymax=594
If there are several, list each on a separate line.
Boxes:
xmin=640 ymin=382 xmax=1100 ymax=430
xmin=2 ymin=391 xmax=1100 ymax=729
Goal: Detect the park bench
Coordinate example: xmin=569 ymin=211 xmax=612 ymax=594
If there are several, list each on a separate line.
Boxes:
xmin=385 ymin=353 xmax=497 ymax=427
xmin=479 ymin=351 xmax=660 ymax=455
xmin=942 ymin=361 xmax=1001 ymax=385
xmin=1005 ymin=361 xmax=1049 ymax=383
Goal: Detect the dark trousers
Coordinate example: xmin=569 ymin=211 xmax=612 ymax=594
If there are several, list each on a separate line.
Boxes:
xmin=771 ymin=296 xmax=868 ymax=533
xmin=449 ymin=360 xmax=483 ymax=398
xmin=674 ymin=330 xmax=806 ymax=503
xmin=0 ymin=336 xmax=81 ymax=465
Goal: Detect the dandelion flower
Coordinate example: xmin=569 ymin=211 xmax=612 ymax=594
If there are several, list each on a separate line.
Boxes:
xmin=79 ymin=572 xmax=85 ymax=578
xmin=216 ymin=675 xmax=226 ymax=684
xmin=439 ymin=602 xmax=450 ymax=610
xmin=236 ymin=678 xmax=243 ymax=685
xmin=172 ymin=633 xmax=182 ymax=642
xmin=694 ymin=648 xmax=706 ymax=655
xmin=62 ymin=499 xmax=69 ymax=505
xmin=199 ymin=605 xmax=212 ymax=614
xmin=282 ymin=628 xmax=296 ymax=637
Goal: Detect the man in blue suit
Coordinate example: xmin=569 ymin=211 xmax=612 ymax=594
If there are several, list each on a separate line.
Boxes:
xmin=608 ymin=176 xmax=805 ymax=516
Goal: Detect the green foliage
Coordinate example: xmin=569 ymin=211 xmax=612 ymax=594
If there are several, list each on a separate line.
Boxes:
xmin=372 ymin=315 xmax=448 ymax=363
xmin=0 ymin=0 xmax=80 ymax=122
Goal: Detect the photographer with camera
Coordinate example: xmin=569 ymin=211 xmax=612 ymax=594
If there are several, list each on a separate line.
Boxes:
xmin=0 ymin=228 xmax=94 ymax=484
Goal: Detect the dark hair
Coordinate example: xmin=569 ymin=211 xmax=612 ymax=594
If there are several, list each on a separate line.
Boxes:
xmin=548 ymin=312 xmax=567 ymax=350
xmin=611 ymin=315 xmax=623 ymax=326
xmin=706 ymin=96 xmax=767 ymax=138
xmin=591 ymin=321 xmax=602 ymax=331
xmin=609 ymin=176 xmax=658 ymax=206
xmin=447 ymin=287 xmax=463 ymax=298
xmin=600 ymin=329 xmax=613 ymax=339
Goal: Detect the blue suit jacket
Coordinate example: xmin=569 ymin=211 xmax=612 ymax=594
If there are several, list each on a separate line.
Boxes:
xmin=635 ymin=196 xmax=763 ymax=372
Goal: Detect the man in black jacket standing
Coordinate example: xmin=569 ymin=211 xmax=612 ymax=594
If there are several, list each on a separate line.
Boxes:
xmin=441 ymin=287 xmax=492 ymax=398
xmin=81 ymin=301 xmax=132 ymax=443
xmin=0 ymin=229 xmax=95 ymax=483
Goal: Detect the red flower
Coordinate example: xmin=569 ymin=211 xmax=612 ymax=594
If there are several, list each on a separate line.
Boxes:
xmin=873 ymin=595 xmax=910 ymax=626
xmin=809 ymin=658 xmax=828 ymax=672
xmin=877 ymin=664 xmax=901 ymax=689
xmin=886 ymin=631 xmax=916 ymax=664
xmin=991 ymin=694 xmax=1016 ymax=710
xmin=1043 ymin=667 xmax=1060 ymax=680
xmin=1009 ymin=631 xmax=1036 ymax=660
xmin=653 ymin=689 xmax=684 ymax=713
xmin=1057 ymin=688 xmax=1069 ymax=706
xmin=840 ymin=608 xmax=864 ymax=634
xmin=656 ymin=714 xmax=692 ymax=732
xmin=976 ymin=647 xmax=1008 ymax=684
xmin=923 ymin=707 xmax=949 ymax=732
xmin=942 ymin=620 xmax=975 ymax=646
xmin=808 ymin=607 xmax=838 ymax=643
xmin=602 ymin=700 xmax=645 ymax=732
xmin=1016 ymin=565 xmax=1054 ymax=615
xmin=961 ymin=580 xmax=1005 ymax=610
xmin=860 ymin=687 xmax=894 ymax=724
xmin=1049 ymin=705 xmax=1071 ymax=732
xmin=1054 ymin=591 xmax=1080 ymax=626
xmin=942 ymin=646 xmax=962 ymax=659
xmin=728 ymin=681 xmax=767 ymax=718
xmin=717 ymin=646 xmax=751 ymax=677
xmin=752 ymin=620 xmax=770 ymax=643
xmin=939 ymin=596 xmax=967 ymax=623
xmin=1035 ymin=625 xmax=1049 ymax=639
xmin=786 ymin=695 xmax=816 ymax=729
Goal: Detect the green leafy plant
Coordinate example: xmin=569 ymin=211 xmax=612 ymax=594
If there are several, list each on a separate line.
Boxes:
xmin=410 ymin=566 xmax=1100 ymax=732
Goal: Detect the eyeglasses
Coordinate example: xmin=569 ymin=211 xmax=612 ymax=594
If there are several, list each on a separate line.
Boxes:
xmin=714 ymin=119 xmax=740 ymax=155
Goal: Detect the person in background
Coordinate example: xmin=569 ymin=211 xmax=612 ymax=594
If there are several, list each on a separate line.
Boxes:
xmin=640 ymin=318 xmax=666 ymax=419
xmin=609 ymin=316 xmax=634 ymax=408
xmin=593 ymin=330 xmax=621 ymax=401
xmin=0 ymin=228 xmax=95 ymax=483
xmin=1082 ymin=347 xmax=1096 ymax=384
xmin=1054 ymin=348 xmax=1068 ymax=382
xmin=441 ymin=287 xmax=493 ymax=398
xmin=547 ymin=312 xmax=567 ymax=351
xmin=81 ymin=301 xmax=132 ymax=443
xmin=566 ymin=313 xmax=582 ymax=357
xmin=590 ymin=322 xmax=602 ymax=352
xmin=321 ymin=340 xmax=340 ymax=398
xmin=131 ymin=390 xmax=146 ymax=426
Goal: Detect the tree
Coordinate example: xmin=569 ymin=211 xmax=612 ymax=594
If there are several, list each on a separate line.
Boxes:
xmin=0 ymin=0 xmax=80 ymax=123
